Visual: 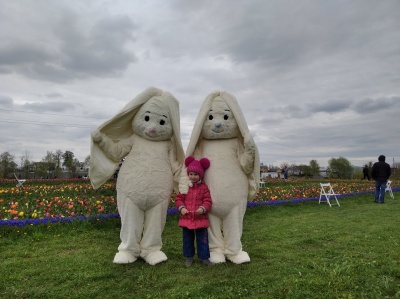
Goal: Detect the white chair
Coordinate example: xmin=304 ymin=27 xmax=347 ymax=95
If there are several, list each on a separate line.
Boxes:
xmin=14 ymin=173 xmax=26 ymax=188
xmin=385 ymin=180 xmax=394 ymax=199
xmin=259 ymin=181 xmax=266 ymax=188
xmin=319 ymin=183 xmax=340 ymax=207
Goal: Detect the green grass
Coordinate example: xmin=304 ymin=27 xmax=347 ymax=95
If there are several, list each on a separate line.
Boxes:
xmin=1 ymin=193 xmax=399 ymax=299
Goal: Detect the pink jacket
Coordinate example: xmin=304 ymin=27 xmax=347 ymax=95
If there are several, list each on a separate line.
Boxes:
xmin=175 ymin=181 xmax=212 ymax=229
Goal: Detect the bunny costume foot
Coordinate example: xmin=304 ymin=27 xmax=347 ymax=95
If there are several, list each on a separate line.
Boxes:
xmin=113 ymin=251 xmax=137 ymax=264
xmin=141 ymin=250 xmax=168 ymax=265
xmin=226 ymin=250 xmax=250 ymax=264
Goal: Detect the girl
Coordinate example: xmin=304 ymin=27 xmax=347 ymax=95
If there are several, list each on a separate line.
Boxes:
xmin=175 ymin=156 xmax=214 ymax=266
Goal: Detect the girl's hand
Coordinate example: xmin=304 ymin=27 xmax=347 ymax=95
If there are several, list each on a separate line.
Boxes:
xmin=195 ymin=208 xmax=203 ymax=215
xmin=180 ymin=208 xmax=189 ymax=215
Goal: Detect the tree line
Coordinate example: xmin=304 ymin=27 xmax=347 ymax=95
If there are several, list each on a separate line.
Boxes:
xmin=264 ymin=157 xmax=399 ymax=179
xmin=0 ymin=150 xmax=90 ymax=179
xmin=2 ymin=150 xmax=398 ymax=180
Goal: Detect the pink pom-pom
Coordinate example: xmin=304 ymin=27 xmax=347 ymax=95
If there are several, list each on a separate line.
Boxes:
xmin=199 ymin=158 xmax=210 ymax=170
xmin=185 ymin=156 xmax=195 ymax=167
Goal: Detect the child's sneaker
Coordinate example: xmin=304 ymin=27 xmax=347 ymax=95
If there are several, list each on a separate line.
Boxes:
xmin=202 ymin=259 xmax=214 ymax=266
xmin=186 ymin=257 xmax=194 ymax=266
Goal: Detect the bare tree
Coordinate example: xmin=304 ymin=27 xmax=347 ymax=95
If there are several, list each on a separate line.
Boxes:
xmin=83 ymin=155 xmax=90 ymax=176
xmin=20 ymin=149 xmax=32 ymax=179
xmin=280 ymin=163 xmax=289 ymax=171
xmin=84 ymin=155 xmax=90 ymax=169
xmin=54 ymin=149 xmax=63 ymax=178
xmin=289 ymin=163 xmax=298 ymax=175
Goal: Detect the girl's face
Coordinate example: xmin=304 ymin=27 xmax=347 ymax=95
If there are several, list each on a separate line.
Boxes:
xmin=188 ymin=172 xmax=200 ymax=183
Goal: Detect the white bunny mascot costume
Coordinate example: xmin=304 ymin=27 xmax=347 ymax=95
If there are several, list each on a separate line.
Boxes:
xmin=90 ymin=87 xmax=184 ymax=265
xmin=180 ymin=91 xmax=260 ymax=264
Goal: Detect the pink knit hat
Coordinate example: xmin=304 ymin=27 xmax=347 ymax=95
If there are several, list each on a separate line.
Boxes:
xmin=185 ymin=156 xmax=210 ymax=179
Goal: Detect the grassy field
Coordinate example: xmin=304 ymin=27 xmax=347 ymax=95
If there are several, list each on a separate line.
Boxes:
xmin=1 ymin=193 xmax=399 ymax=299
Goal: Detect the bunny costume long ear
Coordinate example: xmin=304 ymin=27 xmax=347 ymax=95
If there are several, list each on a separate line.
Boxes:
xmin=186 ymin=91 xmax=260 ymax=200
xmin=90 ymin=87 xmax=184 ymax=189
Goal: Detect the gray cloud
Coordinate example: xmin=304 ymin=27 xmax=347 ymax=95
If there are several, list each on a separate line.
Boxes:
xmin=0 ymin=0 xmax=399 ymax=166
xmin=0 ymin=95 xmax=14 ymax=108
xmin=309 ymin=100 xmax=351 ymax=114
xmin=0 ymin=43 xmax=53 ymax=65
xmin=352 ymin=97 xmax=400 ymax=114
xmin=0 ymin=2 xmax=138 ymax=83
xmin=44 ymin=93 xmax=63 ymax=99
xmin=56 ymin=15 xmax=137 ymax=77
xmin=21 ymin=102 xmax=75 ymax=113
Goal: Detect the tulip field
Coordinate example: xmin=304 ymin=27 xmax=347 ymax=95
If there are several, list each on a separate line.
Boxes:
xmin=0 ymin=177 xmax=398 ymax=226
xmin=1 ymin=177 xmax=400 ymax=298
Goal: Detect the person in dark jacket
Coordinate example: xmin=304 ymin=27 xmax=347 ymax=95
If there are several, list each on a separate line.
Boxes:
xmin=372 ymin=155 xmax=391 ymax=203
xmin=175 ymin=156 xmax=214 ymax=266
xmin=282 ymin=166 xmax=289 ymax=180
xmin=362 ymin=164 xmax=370 ymax=180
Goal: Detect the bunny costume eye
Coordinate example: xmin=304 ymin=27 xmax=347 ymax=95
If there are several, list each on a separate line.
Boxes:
xmin=144 ymin=114 xmax=166 ymax=125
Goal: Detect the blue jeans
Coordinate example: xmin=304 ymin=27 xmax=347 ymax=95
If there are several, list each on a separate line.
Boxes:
xmin=374 ymin=180 xmax=387 ymax=203
xmin=182 ymin=227 xmax=210 ymax=259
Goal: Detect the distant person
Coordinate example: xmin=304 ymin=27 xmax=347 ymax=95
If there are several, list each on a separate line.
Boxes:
xmin=282 ymin=166 xmax=288 ymax=180
xmin=362 ymin=164 xmax=370 ymax=180
xmin=372 ymin=155 xmax=391 ymax=204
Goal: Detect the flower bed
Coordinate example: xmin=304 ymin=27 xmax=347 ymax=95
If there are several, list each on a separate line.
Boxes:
xmin=0 ymin=179 xmax=117 ymax=222
xmin=0 ymin=178 xmax=398 ymax=227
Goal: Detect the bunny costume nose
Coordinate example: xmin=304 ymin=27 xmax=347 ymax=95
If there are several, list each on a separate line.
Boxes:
xmin=215 ymin=122 xmax=221 ymax=128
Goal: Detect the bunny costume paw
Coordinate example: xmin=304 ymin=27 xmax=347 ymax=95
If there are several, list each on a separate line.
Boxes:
xmin=113 ymin=251 xmax=137 ymax=264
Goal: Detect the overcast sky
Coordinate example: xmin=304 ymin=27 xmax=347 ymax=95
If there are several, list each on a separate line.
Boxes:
xmin=1 ymin=0 xmax=399 ymax=168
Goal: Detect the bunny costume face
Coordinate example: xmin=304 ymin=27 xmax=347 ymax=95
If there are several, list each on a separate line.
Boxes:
xmin=201 ymin=96 xmax=240 ymax=140
xmin=133 ymin=97 xmax=173 ymax=141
